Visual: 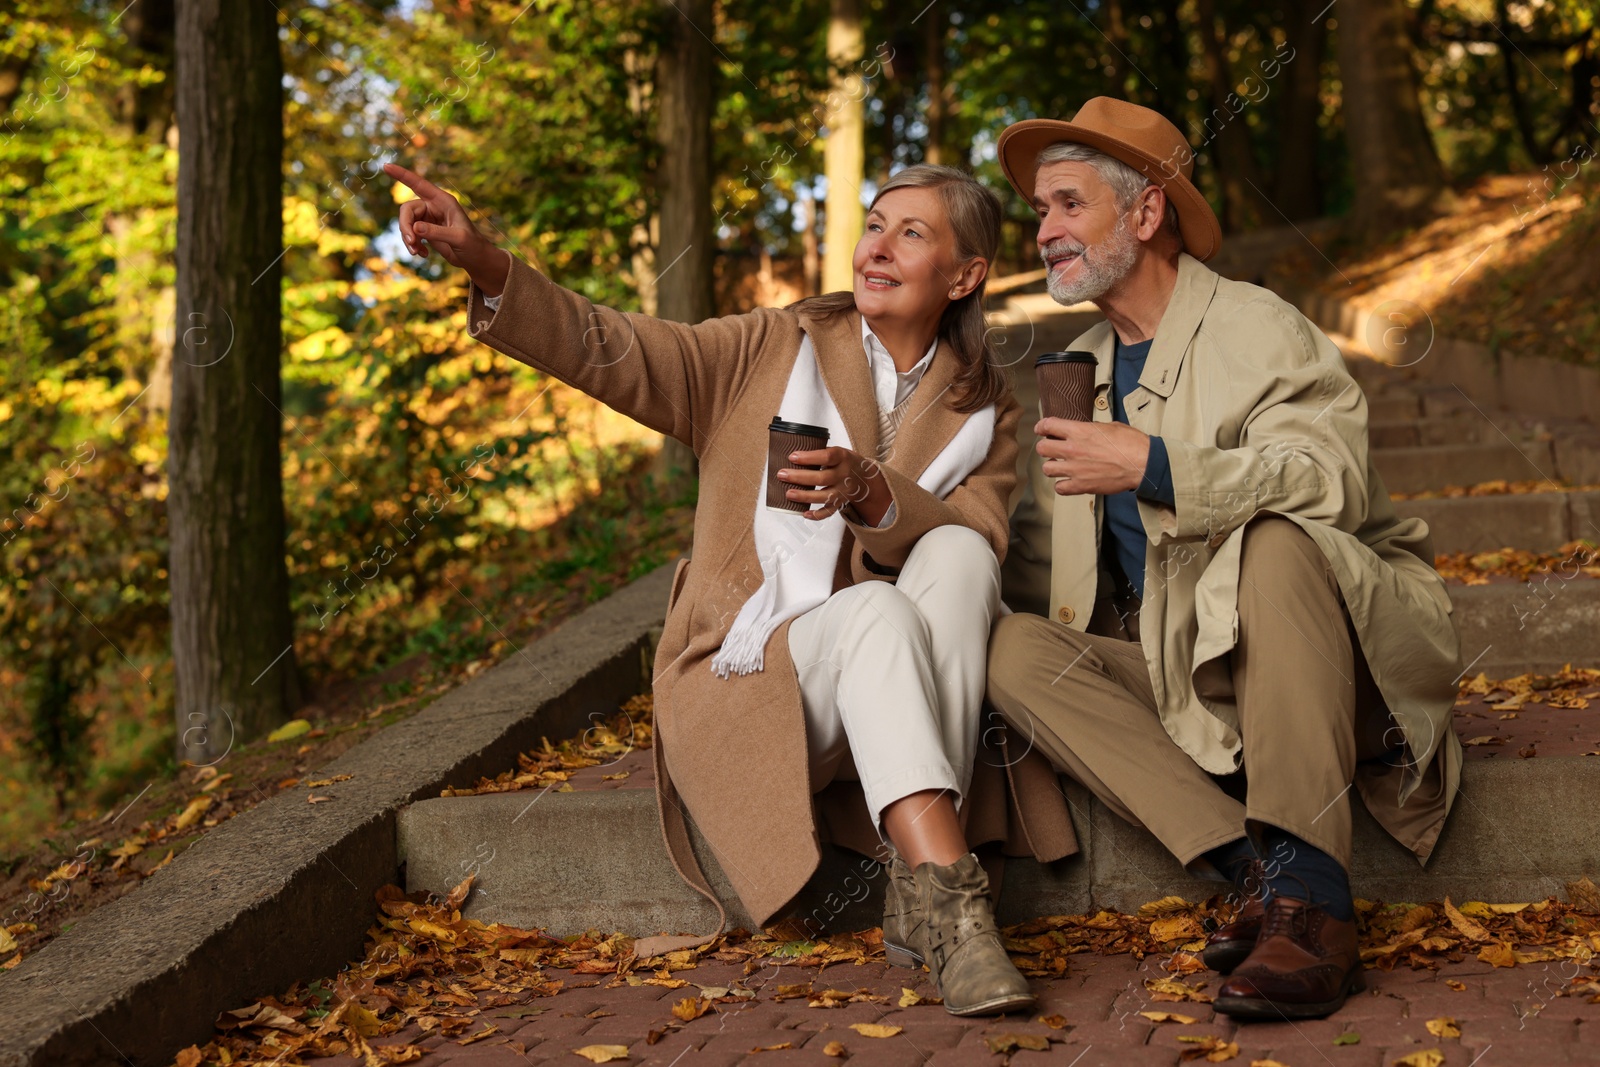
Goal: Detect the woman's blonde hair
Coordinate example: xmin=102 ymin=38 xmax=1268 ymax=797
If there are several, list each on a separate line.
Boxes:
xmin=788 ymin=164 xmax=1007 ymax=414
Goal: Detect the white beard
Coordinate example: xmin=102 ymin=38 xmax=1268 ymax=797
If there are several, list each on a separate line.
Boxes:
xmin=1043 ymin=215 xmax=1140 ymax=306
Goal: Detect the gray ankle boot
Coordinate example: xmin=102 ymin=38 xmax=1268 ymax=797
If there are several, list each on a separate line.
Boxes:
xmin=882 ymin=848 xmax=925 ymax=968
xmin=915 ymin=853 xmax=1035 ymax=1016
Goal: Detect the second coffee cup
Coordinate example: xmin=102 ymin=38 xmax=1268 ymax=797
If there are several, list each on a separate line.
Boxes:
xmin=1035 ymin=351 xmax=1098 ymax=423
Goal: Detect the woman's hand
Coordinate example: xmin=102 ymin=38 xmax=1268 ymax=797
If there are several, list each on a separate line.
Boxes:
xmin=780 ymin=447 xmax=893 ymax=524
xmin=383 ymin=162 xmax=510 ymax=297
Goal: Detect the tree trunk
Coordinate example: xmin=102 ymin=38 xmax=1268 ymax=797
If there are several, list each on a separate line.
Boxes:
xmin=801 ymin=190 xmax=820 ymax=296
xmin=624 ymin=47 xmax=659 ymax=317
xmin=1272 ymin=3 xmax=1329 ymax=220
xmin=822 ymin=0 xmax=864 ymax=294
xmin=1336 ymin=0 xmax=1449 ymax=224
xmin=924 ymin=12 xmax=946 ymax=165
xmin=1496 ymin=0 xmax=1546 ymax=165
xmin=653 ymin=0 xmax=715 ymax=484
xmin=170 ymin=0 xmax=299 ymax=763
xmin=1105 ymin=0 xmax=1130 ymax=96
xmin=1194 ymin=0 xmax=1273 ymax=229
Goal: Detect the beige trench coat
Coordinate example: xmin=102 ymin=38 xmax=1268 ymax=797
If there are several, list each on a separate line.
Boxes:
xmin=1004 ymin=253 xmax=1465 ymax=862
xmin=465 ymin=253 xmax=1074 ymax=935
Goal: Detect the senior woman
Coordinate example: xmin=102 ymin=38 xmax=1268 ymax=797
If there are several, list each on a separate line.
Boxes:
xmin=385 ymin=160 xmax=1033 ymax=1015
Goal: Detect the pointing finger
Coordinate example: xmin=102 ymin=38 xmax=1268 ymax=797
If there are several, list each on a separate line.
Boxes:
xmin=383 ymin=161 xmax=446 ymax=202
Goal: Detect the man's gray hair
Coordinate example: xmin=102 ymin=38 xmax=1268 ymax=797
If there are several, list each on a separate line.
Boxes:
xmin=1036 ymin=142 xmax=1183 ymax=247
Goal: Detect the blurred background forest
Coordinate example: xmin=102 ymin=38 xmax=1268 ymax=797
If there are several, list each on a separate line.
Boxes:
xmin=1 ymin=0 xmax=1596 ymax=858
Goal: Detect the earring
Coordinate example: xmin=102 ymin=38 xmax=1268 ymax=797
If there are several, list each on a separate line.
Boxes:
xmin=949 ymin=289 xmax=959 ymax=298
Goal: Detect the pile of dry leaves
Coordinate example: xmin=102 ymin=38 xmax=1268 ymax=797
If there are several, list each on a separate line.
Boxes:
xmin=172 ymin=872 xmax=1600 ymax=1066
xmin=1458 ymin=666 xmax=1600 ymax=715
xmin=438 ymin=694 xmax=652 ymax=797
xmin=1435 ymin=539 xmax=1599 ymax=584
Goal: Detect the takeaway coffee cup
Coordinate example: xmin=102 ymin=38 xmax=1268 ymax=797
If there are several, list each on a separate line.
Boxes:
xmin=1035 ymin=351 xmax=1098 ymax=424
xmin=766 ymin=417 xmax=830 ymax=512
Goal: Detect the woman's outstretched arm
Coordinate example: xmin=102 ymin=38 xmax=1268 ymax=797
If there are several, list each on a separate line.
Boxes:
xmin=386 ymin=162 xmax=777 ymax=455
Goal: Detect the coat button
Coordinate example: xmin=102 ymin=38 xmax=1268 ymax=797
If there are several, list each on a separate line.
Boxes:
xmin=1058 ymin=606 xmax=1075 ymax=624
xmin=1094 ymin=395 xmax=1109 ymax=410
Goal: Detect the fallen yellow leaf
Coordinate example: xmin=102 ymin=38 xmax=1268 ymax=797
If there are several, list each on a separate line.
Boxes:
xmin=1145 ymin=976 xmax=1214 ymax=1003
xmin=174 ymin=795 xmax=214 ymax=831
xmin=1140 ymin=1011 xmax=1198 ymax=1024
xmin=1443 ymin=897 xmax=1490 ymax=941
xmin=1177 ymin=1035 xmax=1239 ymax=1062
xmin=1478 ymin=941 xmax=1517 ymax=968
xmin=848 ymin=1023 xmax=903 ymax=1038
xmin=823 ymin=1041 xmax=848 ymax=1058
xmin=1392 ymin=1051 xmax=1444 ymax=1067
xmin=572 ymin=1046 xmax=630 ymax=1063
xmin=1150 ymin=916 xmax=1204 ymax=942
xmin=0 ymin=929 xmax=16 ymax=955
xmin=458 ymin=1023 xmax=498 ymax=1045
xmin=174 ymin=1047 xmax=203 ymax=1067
xmin=748 ymin=1043 xmax=792 ymax=1052
xmin=1445 ymin=979 xmax=1467 ymax=991
xmin=1250 ymin=1061 xmax=1292 ymax=1067
xmin=267 ymin=719 xmax=312 ymax=743
xmin=1037 ymin=1014 xmax=1070 ymax=1029
xmin=344 ymin=1001 xmax=383 ymax=1037
xmin=985 ymin=1034 xmax=1050 ymax=1054
xmin=1425 ymin=1016 xmax=1461 ymax=1039
xmin=305 ymin=774 xmax=352 ymax=788
xmin=671 ymin=997 xmax=711 ymax=1021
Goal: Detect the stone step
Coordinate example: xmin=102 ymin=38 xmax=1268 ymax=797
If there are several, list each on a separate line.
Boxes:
xmin=1452 ymin=578 xmax=1600 ymax=679
xmin=397 ymin=578 xmax=1600 ymax=938
xmin=1394 ymin=490 xmax=1600 ymax=555
xmin=399 ymin=750 xmax=1595 ymax=937
xmin=1365 ymin=392 xmax=1422 ymax=423
xmin=1368 ymin=417 xmax=1515 ymax=449
xmin=1373 ymin=441 xmax=1556 ymax=495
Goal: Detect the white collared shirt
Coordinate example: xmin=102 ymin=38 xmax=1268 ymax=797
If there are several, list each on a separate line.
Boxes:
xmin=860 ymin=317 xmax=936 ymax=414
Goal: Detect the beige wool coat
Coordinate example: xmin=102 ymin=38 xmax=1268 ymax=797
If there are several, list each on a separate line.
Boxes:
xmin=465 ymin=253 xmax=1073 ymax=934
xmin=1004 ymin=253 xmax=1465 ymax=862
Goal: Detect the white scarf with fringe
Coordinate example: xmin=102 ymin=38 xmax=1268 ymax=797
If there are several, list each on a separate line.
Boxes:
xmin=709 ymin=335 xmax=995 ymax=678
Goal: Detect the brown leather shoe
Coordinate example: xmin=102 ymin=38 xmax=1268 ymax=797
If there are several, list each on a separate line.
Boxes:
xmin=1214 ymin=897 xmax=1363 ymax=1020
xmin=1201 ymin=888 xmax=1266 ymax=974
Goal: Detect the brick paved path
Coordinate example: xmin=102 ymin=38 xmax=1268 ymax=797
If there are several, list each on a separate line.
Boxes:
xmin=371 ymin=952 xmax=1600 ymax=1066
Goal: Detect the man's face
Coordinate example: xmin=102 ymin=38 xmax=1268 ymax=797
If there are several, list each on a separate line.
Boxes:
xmin=1033 ymin=159 xmax=1139 ymax=306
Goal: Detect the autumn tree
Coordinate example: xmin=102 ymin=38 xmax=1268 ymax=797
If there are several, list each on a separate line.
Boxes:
xmin=651 ymin=0 xmax=714 ymax=483
xmin=821 ymin=0 xmax=864 ymax=294
xmin=1336 ymin=0 xmax=1449 ymax=223
xmin=169 ymin=0 xmax=300 ymax=761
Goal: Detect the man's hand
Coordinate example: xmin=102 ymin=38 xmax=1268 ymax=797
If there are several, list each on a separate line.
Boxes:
xmin=1036 ymin=418 xmax=1152 ymax=496
xmin=780 ymin=447 xmax=892 ymax=524
xmin=383 ymin=162 xmax=510 ymax=297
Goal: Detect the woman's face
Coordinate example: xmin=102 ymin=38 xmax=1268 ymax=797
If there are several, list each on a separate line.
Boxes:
xmin=852 ymin=186 xmax=977 ymax=327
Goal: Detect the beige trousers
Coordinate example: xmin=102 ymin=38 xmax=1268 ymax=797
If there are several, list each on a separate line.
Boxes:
xmin=986 ymin=515 xmax=1393 ymax=873
xmin=789 ymin=524 xmax=1001 ymax=829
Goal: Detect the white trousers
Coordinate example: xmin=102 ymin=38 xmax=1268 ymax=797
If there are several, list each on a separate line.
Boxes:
xmin=787 ymin=524 xmax=1001 ymax=831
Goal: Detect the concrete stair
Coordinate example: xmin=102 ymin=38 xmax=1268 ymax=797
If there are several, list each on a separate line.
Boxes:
xmin=397 ymin=297 xmax=1600 ymax=938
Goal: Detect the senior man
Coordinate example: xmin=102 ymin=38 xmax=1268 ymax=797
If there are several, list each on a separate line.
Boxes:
xmin=987 ymin=97 xmax=1464 ymax=1020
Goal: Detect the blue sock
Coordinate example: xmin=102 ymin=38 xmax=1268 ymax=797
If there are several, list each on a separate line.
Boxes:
xmin=1258 ymin=828 xmax=1354 ymax=922
xmin=1203 ymin=836 xmax=1260 ymax=895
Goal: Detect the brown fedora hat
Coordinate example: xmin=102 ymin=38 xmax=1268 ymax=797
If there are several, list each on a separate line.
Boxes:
xmin=997 ymin=96 xmax=1223 ymax=262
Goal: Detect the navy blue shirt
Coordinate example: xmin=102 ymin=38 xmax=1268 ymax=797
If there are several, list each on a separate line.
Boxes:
xmin=1102 ymin=336 xmax=1174 ymax=598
